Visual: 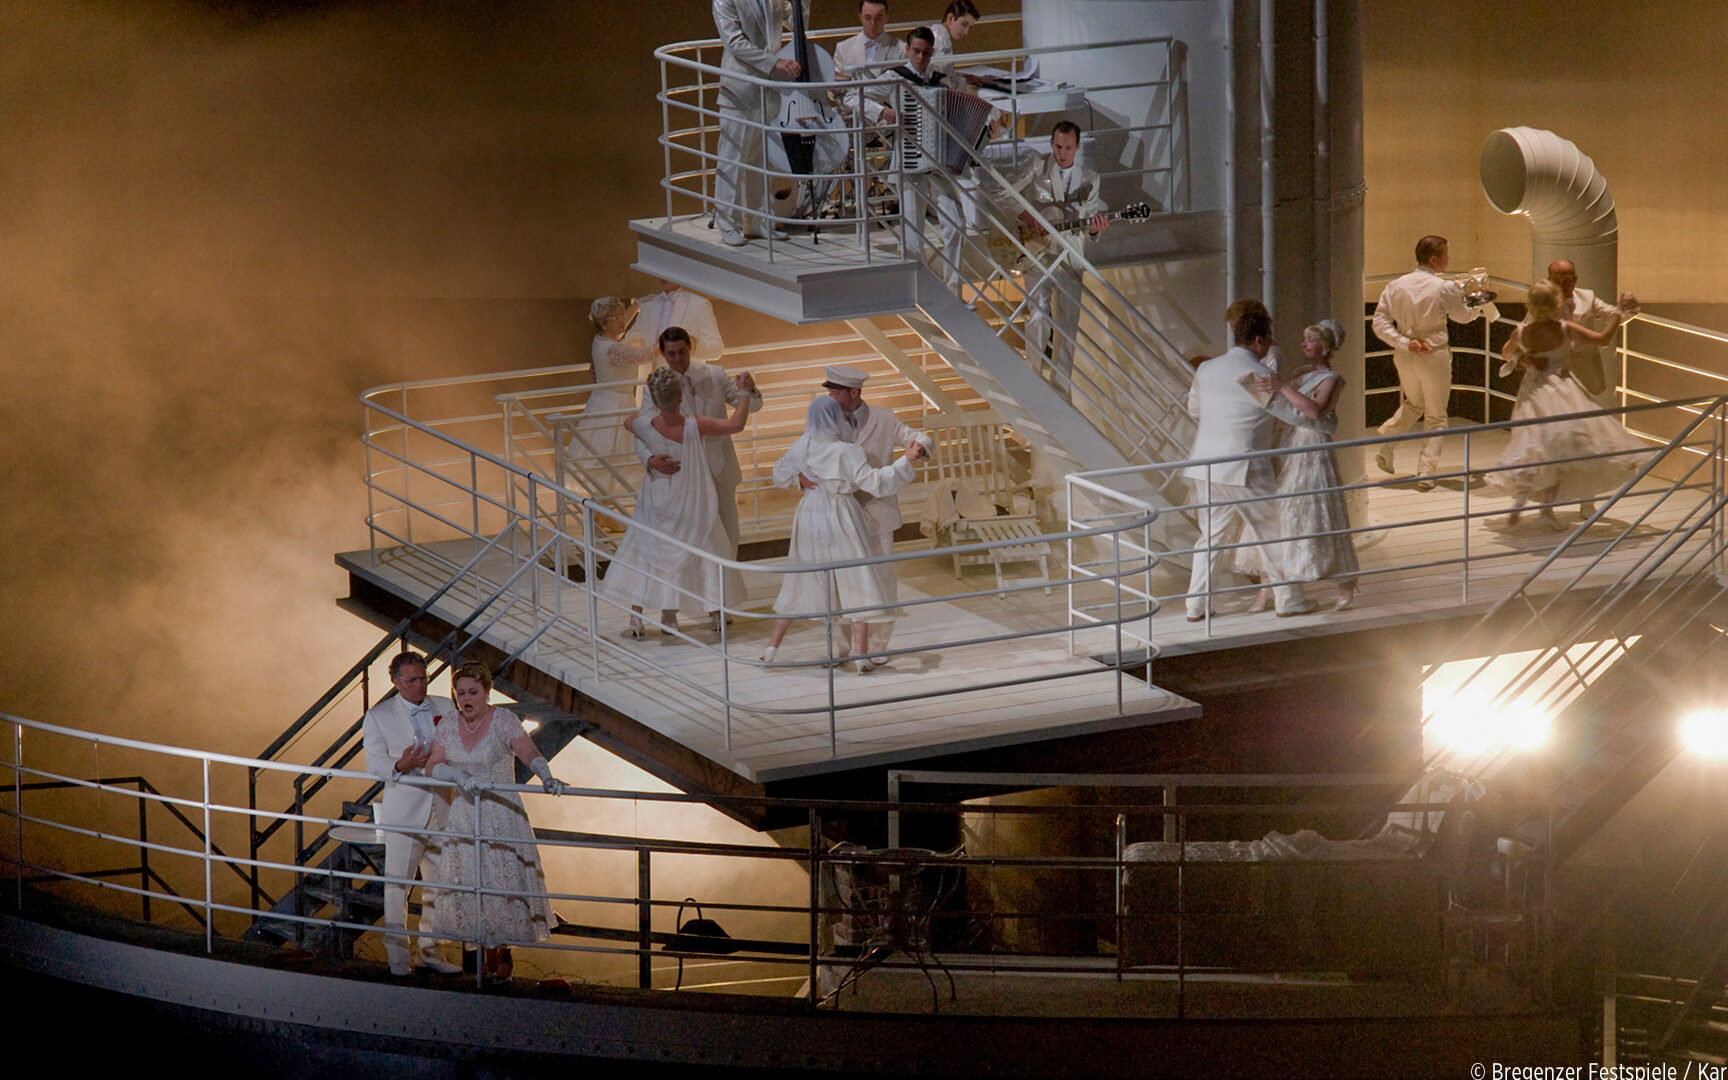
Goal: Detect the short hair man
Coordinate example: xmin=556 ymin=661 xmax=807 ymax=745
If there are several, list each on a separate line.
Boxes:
xmin=637 ymin=326 xmax=762 ymax=552
xmin=1544 ymin=258 xmax=1634 ymax=399
xmin=834 ymin=0 xmax=907 ymax=125
xmin=1012 ymin=120 xmax=1110 ymax=399
xmin=1370 ymin=234 xmax=1500 ymax=489
xmin=361 ymin=651 xmax=462 ymax=976
xmin=929 ymin=0 xmax=980 ymax=79
xmin=772 ymin=364 xmax=934 ymax=660
xmin=1182 ymin=311 xmax=1313 ymax=620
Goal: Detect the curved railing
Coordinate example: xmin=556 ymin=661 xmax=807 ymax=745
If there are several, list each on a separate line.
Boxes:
xmin=3 ymin=711 xmax=1529 ymax=1009
xmin=361 ymin=375 xmax=1163 ymax=756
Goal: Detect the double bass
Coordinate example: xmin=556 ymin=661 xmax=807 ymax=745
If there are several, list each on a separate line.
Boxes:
xmin=764 ymin=0 xmax=847 ymax=223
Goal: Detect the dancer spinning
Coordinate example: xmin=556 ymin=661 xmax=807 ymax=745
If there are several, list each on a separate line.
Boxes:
xmin=760 ymin=397 xmax=927 ymax=672
xmin=1488 ymin=281 xmax=1641 ymax=530
xmin=1254 ymin=320 xmax=1361 ymax=611
xmin=604 ymin=366 xmax=754 ymax=638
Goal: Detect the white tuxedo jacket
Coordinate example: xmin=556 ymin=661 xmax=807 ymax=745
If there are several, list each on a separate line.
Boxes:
xmin=1183 ymin=346 xmax=1279 ymax=490
xmin=634 ymin=289 xmax=725 ymax=362
xmin=1014 ymin=153 xmax=1106 ymax=223
xmin=714 ymin=0 xmax=806 ymax=105
xmin=362 ymin=694 xmax=455 ymax=830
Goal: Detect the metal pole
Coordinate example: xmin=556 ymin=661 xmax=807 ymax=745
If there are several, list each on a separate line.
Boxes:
xmin=586 ymin=502 xmax=601 ymax=678
xmin=721 ymin=576 xmax=732 ymax=752
xmin=473 ymin=790 xmax=485 ymax=989
xmin=808 ymin=808 xmax=821 ymax=1008
xmin=203 ymin=758 xmax=214 ymax=954
xmin=638 ymin=847 xmax=654 ymax=990
xmin=138 ymin=786 xmax=151 ymax=923
xmin=1114 ymin=812 xmax=1126 ymax=981
xmin=12 ymin=723 xmax=23 ymax=910
xmin=827 ymin=571 xmax=838 ymax=757
xmin=1463 ymin=430 xmax=1472 ymax=603
xmin=1114 ymin=528 xmax=1125 ymax=714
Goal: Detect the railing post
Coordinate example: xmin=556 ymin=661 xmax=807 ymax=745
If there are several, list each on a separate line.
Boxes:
xmin=12 ymin=722 xmax=22 ymax=910
xmin=808 ymin=808 xmax=822 ymax=1009
xmin=1114 ymin=527 xmax=1124 ymax=714
xmin=138 ymin=785 xmax=151 ymax=923
xmin=638 ymin=846 xmax=653 ymax=991
xmin=585 ymin=502 xmax=601 ymax=678
xmin=473 ymin=790 xmax=485 ymax=989
xmin=721 ymin=577 xmax=733 ymax=753
xmin=1462 ymin=430 xmax=1472 ymax=603
xmin=1114 ymin=811 xmax=1127 ymax=980
xmin=827 ymin=571 xmax=839 ymax=757
xmin=247 ymin=766 xmax=260 ymax=914
xmin=203 ymin=757 xmax=214 ymax=954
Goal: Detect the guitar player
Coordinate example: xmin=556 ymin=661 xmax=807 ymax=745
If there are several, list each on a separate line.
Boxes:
xmin=1011 ymin=121 xmax=1109 ymax=400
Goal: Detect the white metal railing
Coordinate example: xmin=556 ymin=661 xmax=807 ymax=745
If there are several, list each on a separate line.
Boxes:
xmin=494 ymin=324 xmax=990 ymax=543
xmin=362 ymin=380 xmax=1161 ymax=757
xmin=1067 ymin=395 xmax=1728 ymax=636
xmin=651 ymin=16 xmax=1202 ymax=485
xmin=4 ymin=711 xmax=1523 ymax=1006
xmin=651 ymin=14 xmax=1183 ymax=260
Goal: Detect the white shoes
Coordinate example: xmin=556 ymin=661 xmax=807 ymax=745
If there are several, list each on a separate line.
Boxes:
xmin=720 ymin=225 xmax=747 ymax=247
xmin=758 ymin=646 xmax=778 ymax=663
xmin=1374 ymin=447 xmax=1395 ymax=475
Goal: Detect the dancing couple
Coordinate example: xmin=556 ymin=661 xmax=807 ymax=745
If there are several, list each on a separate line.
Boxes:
xmin=762 ymin=365 xmax=933 ymax=671
xmin=1185 ymin=309 xmax=1359 ymax=621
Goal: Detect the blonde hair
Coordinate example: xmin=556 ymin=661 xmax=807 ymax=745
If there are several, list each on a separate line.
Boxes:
xmin=646 ymin=366 xmax=684 ymax=411
xmin=452 ymin=660 xmax=493 ymax=694
xmin=1304 ymin=319 xmax=1345 ymax=358
xmin=589 ymin=296 xmax=629 ymax=332
xmin=1525 ymin=280 xmax=1563 ymax=321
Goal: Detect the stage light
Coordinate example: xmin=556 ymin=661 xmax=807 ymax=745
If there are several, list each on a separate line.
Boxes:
xmin=1501 ymin=702 xmax=1551 ymax=750
xmin=1430 ymin=691 xmax=1498 ymax=754
xmin=1680 ymin=709 xmax=1728 ymax=759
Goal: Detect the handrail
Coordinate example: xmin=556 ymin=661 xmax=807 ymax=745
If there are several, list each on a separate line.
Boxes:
xmin=5 ymin=709 xmax=1535 ymax=1003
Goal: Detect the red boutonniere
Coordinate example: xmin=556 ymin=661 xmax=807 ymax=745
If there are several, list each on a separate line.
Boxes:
xmin=432 ymin=714 xmax=443 ymax=725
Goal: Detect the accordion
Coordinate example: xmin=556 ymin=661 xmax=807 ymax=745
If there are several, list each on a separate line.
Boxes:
xmin=900 ymin=86 xmax=994 ymax=175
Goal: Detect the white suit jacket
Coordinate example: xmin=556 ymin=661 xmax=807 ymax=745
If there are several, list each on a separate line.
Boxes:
xmin=714 ymin=0 xmax=805 ymax=105
xmin=362 ymin=694 xmax=455 ymax=830
xmin=834 ymin=30 xmax=906 ymax=122
xmin=1013 ymin=153 xmax=1106 ymax=224
xmin=634 ymin=289 xmax=725 ymax=362
xmin=1182 ymin=346 xmax=1280 ymax=490
xmin=773 ymin=402 xmax=931 ymax=532
xmin=636 ymin=361 xmax=763 ymax=487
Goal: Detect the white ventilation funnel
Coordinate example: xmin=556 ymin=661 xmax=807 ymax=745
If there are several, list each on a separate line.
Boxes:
xmin=1479 ymin=126 xmax=1617 ymax=300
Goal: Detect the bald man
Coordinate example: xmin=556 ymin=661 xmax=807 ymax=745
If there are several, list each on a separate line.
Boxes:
xmin=1544 ymin=259 xmax=1634 ymax=399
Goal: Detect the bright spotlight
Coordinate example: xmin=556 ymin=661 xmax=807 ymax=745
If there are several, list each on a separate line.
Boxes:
xmin=1501 ymin=702 xmax=1551 ymax=750
xmin=1431 ymin=691 xmax=1498 ymax=754
xmin=1680 ymin=710 xmax=1728 ymax=759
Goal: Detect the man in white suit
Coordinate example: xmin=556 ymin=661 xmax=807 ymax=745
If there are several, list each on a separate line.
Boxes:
xmin=638 ymin=326 xmax=763 ymax=552
xmin=773 ymin=364 xmax=934 ymax=661
xmin=1546 ymin=258 xmax=1632 ymax=400
xmin=1011 ymin=121 xmax=1110 ymax=399
xmin=712 ymin=0 xmax=808 ymax=245
xmin=834 ymin=0 xmax=906 ymax=119
xmin=1183 ymin=310 xmax=1316 ymax=621
xmin=361 ymin=651 xmax=462 ymax=976
xmin=634 ymin=280 xmax=725 ymax=363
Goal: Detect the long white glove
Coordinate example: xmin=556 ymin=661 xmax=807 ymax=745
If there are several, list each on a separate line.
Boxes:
xmin=528 ymin=756 xmax=566 ymax=796
xmin=429 ymin=762 xmax=483 ymax=794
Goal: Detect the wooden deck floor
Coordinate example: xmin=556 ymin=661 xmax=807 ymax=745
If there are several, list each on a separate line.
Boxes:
xmin=341 ymin=431 xmax=1704 ymax=783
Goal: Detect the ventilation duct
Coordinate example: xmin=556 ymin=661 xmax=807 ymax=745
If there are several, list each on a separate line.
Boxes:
xmin=1479 ymin=126 xmax=1617 ymax=302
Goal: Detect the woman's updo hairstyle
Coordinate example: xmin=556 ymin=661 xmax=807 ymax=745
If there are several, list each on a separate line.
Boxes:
xmin=1304 ymin=318 xmax=1346 ymax=357
xmin=646 ymin=366 xmax=684 ymax=411
xmin=1525 ymin=280 xmax=1564 ymax=321
xmin=589 ymin=296 xmax=628 ymax=332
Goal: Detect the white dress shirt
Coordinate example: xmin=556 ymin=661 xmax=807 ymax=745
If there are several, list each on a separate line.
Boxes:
xmin=1372 ymin=265 xmax=1499 ymax=352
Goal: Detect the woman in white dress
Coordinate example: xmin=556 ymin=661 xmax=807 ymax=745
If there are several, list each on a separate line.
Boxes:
xmin=1489 ymin=281 xmax=1641 ymax=530
xmin=574 ymin=298 xmax=656 ymax=489
xmin=759 ymin=396 xmax=928 ymax=671
xmin=602 ymin=366 xmax=754 ymax=639
xmin=425 ymin=661 xmax=565 ymax=984
xmin=1254 ymin=319 xmax=1360 ymax=611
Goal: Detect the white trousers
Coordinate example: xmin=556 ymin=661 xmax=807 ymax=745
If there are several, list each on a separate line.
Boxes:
xmin=715 ymin=88 xmax=773 ymax=235
xmin=1185 ymin=479 xmax=1307 ymax=617
xmin=382 ymin=813 xmax=446 ymax=965
xmin=1024 ymin=261 xmax=1084 ymax=399
xmin=1377 ymin=347 xmax=1453 ymax=474
xmin=864 ymin=520 xmax=897 ymax=653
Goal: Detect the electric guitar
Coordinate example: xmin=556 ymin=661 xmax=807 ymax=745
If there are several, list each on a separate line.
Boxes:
xmin=987 ymin=201 xmax=1153 ymax=269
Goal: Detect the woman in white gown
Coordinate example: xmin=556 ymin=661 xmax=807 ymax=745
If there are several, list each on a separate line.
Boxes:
xmin=425 ymin=661 xmax=565 ymax=983
xmin=1254 ymin=320 xmax=1360 ymax=611
xmin=759 ymin=397 xmax=927 ymax=671
xmin=602 ymin=366 xmax=754 ymax=639
xmin=1489 ymin=281 xmax=1641 ymax=530
xmin=574 ymin=297 xmax=656 ymax=487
